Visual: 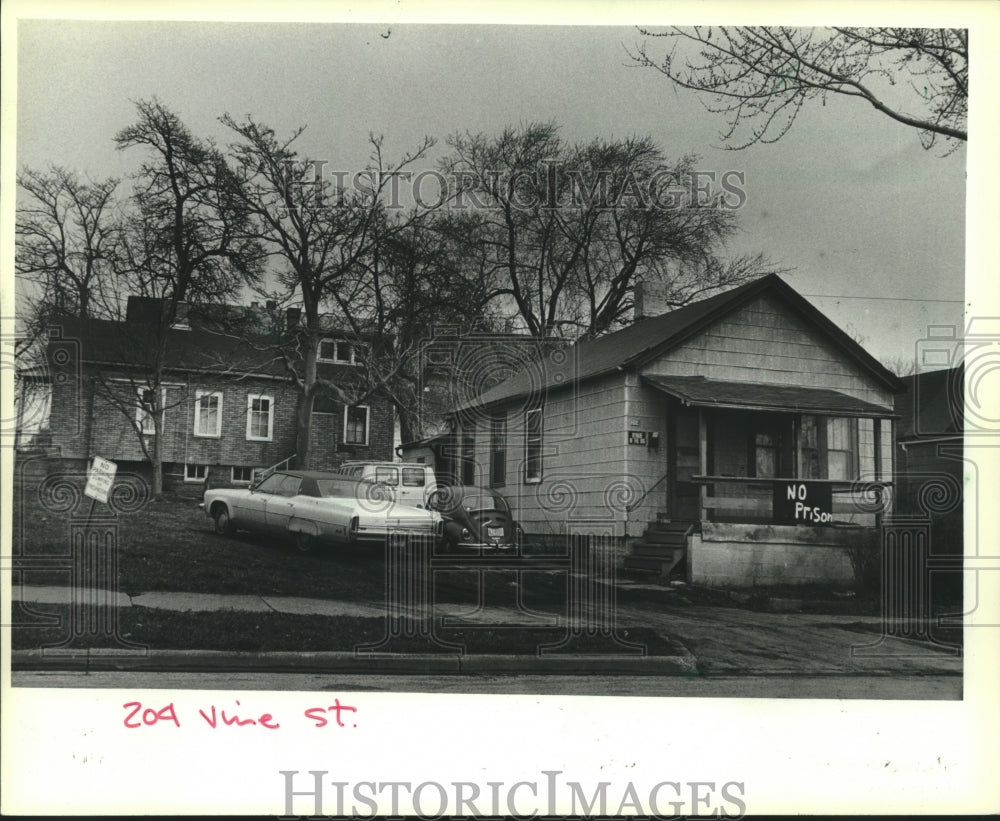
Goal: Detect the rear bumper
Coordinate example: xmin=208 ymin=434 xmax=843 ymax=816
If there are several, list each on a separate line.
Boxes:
xmin=455 ymin=541 xmax=517 ymax=551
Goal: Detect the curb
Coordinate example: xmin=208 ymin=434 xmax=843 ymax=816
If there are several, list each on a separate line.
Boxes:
xmin=11 ymin=646 xmax=699 ymax=676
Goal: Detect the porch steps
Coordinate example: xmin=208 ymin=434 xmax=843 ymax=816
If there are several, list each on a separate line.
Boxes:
xmin=623 ymin=520 xmax=694 ymax=578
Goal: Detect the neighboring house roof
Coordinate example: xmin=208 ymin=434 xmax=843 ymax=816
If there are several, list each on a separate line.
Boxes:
xmin=643 ymin=375 xmax=895 ymax=418
xmin=894 ymin=364 xmax=964 ymax=441
xmin=48 ymin=313 xmax=364 ymax=384
xmin=454 ymin=274 xmax=905 ymax=412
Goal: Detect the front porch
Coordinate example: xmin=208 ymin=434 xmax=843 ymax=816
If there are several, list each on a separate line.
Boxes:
xmin=624 ymin=376 xmax=894 ymax=585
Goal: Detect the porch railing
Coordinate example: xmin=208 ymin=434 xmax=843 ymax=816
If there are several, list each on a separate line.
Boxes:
xmin=689 ymin=475 xmax=893 ymax=524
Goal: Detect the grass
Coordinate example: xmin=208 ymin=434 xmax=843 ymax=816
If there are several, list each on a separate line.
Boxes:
xmin=10 ymin=605 xmax=678 ymax=655
xmin=13 ymin=478 xmax=577 ymax=609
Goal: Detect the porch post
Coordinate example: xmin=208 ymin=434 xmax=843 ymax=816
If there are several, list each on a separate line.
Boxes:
xmin=698 ymin=408 xmax=708 ymax=522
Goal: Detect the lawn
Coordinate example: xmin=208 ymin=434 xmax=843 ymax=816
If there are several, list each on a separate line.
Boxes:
xmin=10 ymin=605 xmax=678 ymax=655
xmin=12 ymin=478 xmax=571 ymax=611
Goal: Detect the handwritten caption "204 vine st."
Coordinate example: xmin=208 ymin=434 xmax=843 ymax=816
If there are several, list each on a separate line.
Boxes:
xmin=122 ymin=699 xmax=358 ymax=730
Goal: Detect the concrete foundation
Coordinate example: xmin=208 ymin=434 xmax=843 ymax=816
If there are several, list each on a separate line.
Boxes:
xmin=688 ymin=522 xmax=873 ymax=587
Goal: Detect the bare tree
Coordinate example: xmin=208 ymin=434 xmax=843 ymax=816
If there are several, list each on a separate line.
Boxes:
xmin=629 ymin=27 xmax=967 ymax=153
xmin=368 ymin=213 xmax=501 ymax=442
xmin=441 ymin=122 xmax=777 ymax=338
xmin=15 ymin=166 xmax=120 ymax=328
xmin=92 ymin=99 xmax=263 ymax=495
xmin=221 ymin=114 xmax=436 ymax=468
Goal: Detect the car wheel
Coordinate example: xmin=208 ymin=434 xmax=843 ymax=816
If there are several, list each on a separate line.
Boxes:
xmin=213 ymin=507 xmax=235 ymax=536
xmin=294 ymin=531 xmax=317 ymax=553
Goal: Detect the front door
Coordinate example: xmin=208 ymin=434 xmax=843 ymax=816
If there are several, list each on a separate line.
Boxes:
xmin=668 ymin=403 xmax=701 ymax=521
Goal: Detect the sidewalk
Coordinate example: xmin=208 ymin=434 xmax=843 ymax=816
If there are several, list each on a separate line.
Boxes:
xmin=11 ymin=584 xmax=564 ymax=624
xmin=10 ymin=583 xmax=963 ymax=681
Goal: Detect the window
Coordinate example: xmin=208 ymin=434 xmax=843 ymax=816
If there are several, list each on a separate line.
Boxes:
xmin=136 ymin=387 xmax=164 ymax=435
xmin=193 ymin=390 xmax=223 ymax=438
xmin=461 ymin=429 xmax=476 ymax=486
xmin=754 ymin=431 xmax=778 ymax=478
xmin=797 ymin=415 xmax=821 ymax=479
xmin=344 ymin=405 xmax=369 ymax=445
xmin=748 ymin=414 xmax=791 ymax=479
xmin=184 ymin=464 xmax=207 ymax=483
xmin=254 ymin=473 xmax=301 ymax=496
xmin=795 ymin=415 xmax=858 ymax=481
xmin=490 ymin=414 xmax=507 ymax=488
xmin=232 ymin=466 xmax=255 ymax=484
xmin=318 ymin=339 xmax=359 ymax=365
xmin=402 ymin=468 xmax=426 ymax=487
xmin=375 ymin=466 xmax=398 ymax=485
xmin=524 ymin=407 xmax=542 ymax=484
xmin=826 ymin=417 xmax=857 ymax=481
xmin=246 ymin=394 xmax=274 ymax=441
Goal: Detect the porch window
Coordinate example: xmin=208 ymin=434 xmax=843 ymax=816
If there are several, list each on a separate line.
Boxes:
xmin=246 ymin=394 xmax=274 ymax=441
xmin=826 ymin=417 xmax=856 ymax=480
xmin=796 ymin=415 xmax=858 ymax=481
xmin=193 ymin=390 xmax=223 ymax=438
xmin=524 ymin=407 xmax=543 ymax=484
xmin=754 ymin=431 xmax=778 ymax=478
xmin=490 ymin=414 xmax=507 ymax=488
xmin=461 ymin=429 xmax=476 ymax=486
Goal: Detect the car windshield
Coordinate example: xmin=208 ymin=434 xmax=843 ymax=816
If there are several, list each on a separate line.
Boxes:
xmin=462 ymin=494 xmax=509 ymax=513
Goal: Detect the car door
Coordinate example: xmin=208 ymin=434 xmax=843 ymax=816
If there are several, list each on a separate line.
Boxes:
xmin=264 ymin=475 xmax=302 ymax=533
xmin=240 ymin=472 xmax=285 ymax=529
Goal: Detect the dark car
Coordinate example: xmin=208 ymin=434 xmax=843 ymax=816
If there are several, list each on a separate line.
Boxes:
xmin=431 ymin=485 xmax=522 ymax=550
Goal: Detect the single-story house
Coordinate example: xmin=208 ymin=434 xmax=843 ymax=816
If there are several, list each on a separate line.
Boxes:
xmin=418 ymin=274 xmax=904 ymax=587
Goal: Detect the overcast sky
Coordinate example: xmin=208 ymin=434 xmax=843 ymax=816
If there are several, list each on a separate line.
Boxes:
xmin=13 ymin=18 xmax=968 ymax=365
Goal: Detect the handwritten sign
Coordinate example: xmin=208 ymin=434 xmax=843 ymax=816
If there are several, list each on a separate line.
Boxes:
xmin=85 ymin=456 xmax=118 ymax=504
xmin=772 ymin=481 xmax=834 ymax=525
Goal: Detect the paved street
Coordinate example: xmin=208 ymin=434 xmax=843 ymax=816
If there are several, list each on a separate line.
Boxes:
xmin=10 ymin=670 xmax=961 ymax=699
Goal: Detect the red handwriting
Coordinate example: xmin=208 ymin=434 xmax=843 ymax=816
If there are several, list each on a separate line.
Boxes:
xmin=123 ymin=701 xmax=181 ymax=728
xmin=198 ymin=700 xmax=280 ymax=730
xmin=304 ymin=699 xmax=358 ymax=728
xmin=122 ymin=699 xmax=358 ymax=729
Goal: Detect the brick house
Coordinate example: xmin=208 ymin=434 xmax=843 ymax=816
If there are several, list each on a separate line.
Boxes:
xmin=440 ymin=274 xmax=904 ymax=587
xmin=40 ymin=298 xmax=394 ymax=489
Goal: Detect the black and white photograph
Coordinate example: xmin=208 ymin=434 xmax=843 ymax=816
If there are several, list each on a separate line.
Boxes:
xmin=3 ymin=1 xmax=997 ymax=816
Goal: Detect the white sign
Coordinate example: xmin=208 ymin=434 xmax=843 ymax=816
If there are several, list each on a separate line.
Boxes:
xmin=84 ymin=456 xmax=118 ymax=504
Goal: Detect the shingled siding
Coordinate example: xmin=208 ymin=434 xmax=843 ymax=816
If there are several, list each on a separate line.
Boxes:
xmin=642 ymin=293 xmax=894 ymax=408
xmin=640 ymin=292 xmax=895 ymax=488
xmin=466 ymin=371 xmax=632 ymax=539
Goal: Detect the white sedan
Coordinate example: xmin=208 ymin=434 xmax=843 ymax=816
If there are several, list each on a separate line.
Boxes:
xmin=201 ymin=470 xmax=443 ymax=552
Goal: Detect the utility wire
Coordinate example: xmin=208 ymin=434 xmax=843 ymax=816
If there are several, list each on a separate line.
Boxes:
xmin=803 ymin=294 xmax=965 ymax=304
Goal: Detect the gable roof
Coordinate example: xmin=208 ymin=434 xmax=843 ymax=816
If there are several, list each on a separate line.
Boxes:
xmin=454 ymin=274 xmax=904 ymax=412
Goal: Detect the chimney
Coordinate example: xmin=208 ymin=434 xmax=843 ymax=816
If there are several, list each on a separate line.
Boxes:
xmin=633 ymin=276 xmax=674 ymax=321
xmin=266 ymin=299 xmax=277 ymax=311
xmin=286 ymin=307 xmax=302 ymax=328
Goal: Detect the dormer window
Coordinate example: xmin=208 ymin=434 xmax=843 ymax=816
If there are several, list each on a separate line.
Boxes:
xmin=318 ymin=339 xmax=359 ymax=365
